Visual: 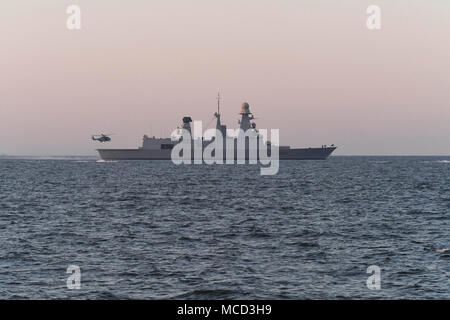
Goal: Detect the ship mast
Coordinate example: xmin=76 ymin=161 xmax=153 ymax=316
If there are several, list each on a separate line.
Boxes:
xmin=215 ymin=92 xmax=221 ymax=129
xmin=217 ymin=92 xmax=220 ymax=115
xmin=214 ymin=92 xmax=227 ymax=138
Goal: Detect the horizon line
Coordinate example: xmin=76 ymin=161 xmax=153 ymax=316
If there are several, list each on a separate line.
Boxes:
xmin=1 ymin=154 xmax=449 ymax=158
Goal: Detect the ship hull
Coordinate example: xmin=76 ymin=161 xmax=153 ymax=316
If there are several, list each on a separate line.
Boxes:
xmin=97 ymin=147 xmax=336 ymax=160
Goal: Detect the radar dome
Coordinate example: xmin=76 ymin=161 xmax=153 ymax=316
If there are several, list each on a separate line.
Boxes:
xmin=240 ymin=102 xmax=250 ymax=114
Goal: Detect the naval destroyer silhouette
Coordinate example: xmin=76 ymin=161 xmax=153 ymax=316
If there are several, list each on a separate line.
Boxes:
xmin=96 ymin=95 xmax=336 ymax=161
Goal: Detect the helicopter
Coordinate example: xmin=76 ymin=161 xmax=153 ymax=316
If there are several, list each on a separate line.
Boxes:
xmin=91 ymin=134 xmax=113 ymax=143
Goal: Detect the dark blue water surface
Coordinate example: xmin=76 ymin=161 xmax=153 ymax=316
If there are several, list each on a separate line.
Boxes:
xmin=0 ymin=156 xmax=449 ymax=299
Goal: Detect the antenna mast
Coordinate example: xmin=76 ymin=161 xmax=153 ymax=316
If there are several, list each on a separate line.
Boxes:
xmin=216 ymin=92 xmax=221 ymax=115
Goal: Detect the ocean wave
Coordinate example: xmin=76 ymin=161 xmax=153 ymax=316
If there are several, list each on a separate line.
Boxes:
xmin=171 ymin=289 xmax=238 ymax=299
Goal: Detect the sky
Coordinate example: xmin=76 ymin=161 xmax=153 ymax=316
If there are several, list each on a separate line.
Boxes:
xmin=1 ymin=0 xmax=449 ymax=155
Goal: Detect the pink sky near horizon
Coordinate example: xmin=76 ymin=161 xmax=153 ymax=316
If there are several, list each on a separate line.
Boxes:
xmin=1 ymin=0 xmax=449 ymax=155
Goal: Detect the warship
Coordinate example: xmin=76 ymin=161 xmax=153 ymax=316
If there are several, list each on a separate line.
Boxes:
xmin=97 ymin=96 xmax=336 ymax=161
